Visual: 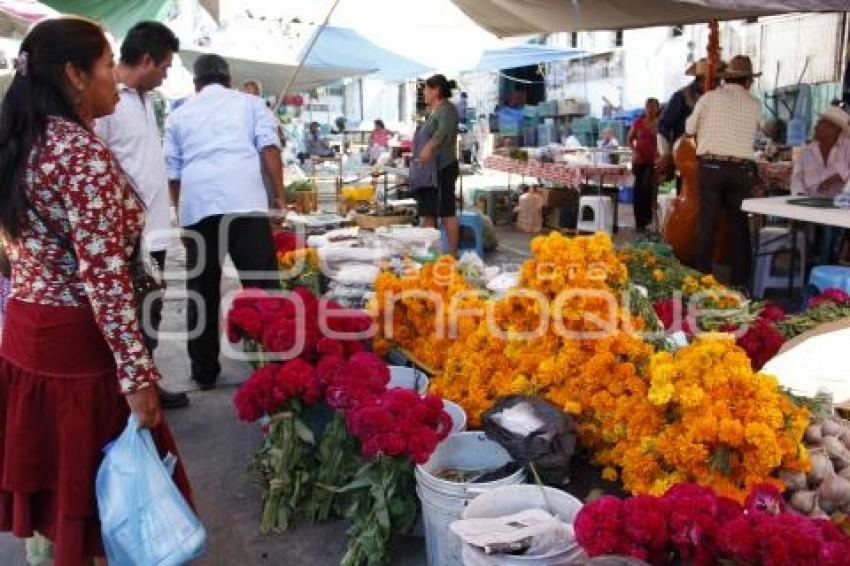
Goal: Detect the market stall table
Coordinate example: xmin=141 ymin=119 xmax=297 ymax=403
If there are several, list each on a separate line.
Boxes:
xmin=483 ymin=156 xmax=632 ymax=232
xmin=285 ymin=212 xmax=351 ymax=235
xmin=742 ymin=196 xmax=850 ymax=294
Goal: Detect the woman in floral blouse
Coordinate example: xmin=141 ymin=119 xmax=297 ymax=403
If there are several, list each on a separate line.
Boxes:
xmin=0 ymin=18 xmax=191 ymax=564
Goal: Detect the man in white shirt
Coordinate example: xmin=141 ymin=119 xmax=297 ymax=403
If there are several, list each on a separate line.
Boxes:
xmin=685 ymin=55 xmax=762 ymax=287
xmin=791 ymin=107 xmax=850 ymax=262
xmin=791 ymin=107 xmax=850 ymax=196
xmin=95 ymin=22 xmax=188 ymax=409
xmin=165 ymin=54 xmax=285 ymax=391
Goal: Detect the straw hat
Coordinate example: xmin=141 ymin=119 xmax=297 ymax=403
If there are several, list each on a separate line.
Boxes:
xmin=818 ymin=106 xmax=850 ymax=134
xmin=722 ymin=55 xmax=761 ymax=79
xmin=685 ymin=58 xmax=727 ymax=77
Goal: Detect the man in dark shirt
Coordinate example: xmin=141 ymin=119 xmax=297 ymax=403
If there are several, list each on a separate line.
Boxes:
xmin=657 ymin=59 xmax=709 ymax=174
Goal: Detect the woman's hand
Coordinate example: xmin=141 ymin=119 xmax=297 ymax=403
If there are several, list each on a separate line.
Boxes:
xmin=127 ymin=385 xmax=162 ymax=429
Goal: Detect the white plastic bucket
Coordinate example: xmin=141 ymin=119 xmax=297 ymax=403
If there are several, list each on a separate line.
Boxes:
xmin=460 ymin=485 xmax=586 ymax=565
xmin=416 ymin=432 xmax=525 ymax=566
xmin=388 ymin=366 xmax=430 ymax=395
xmin=442 ymin=399 xmax=467 ymax=433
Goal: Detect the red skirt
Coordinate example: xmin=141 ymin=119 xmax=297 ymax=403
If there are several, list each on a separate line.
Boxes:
xmin=0 ymin=299 xmax=193 ymax=565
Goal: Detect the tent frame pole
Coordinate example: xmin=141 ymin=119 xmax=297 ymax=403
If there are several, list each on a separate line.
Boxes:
xmin=275 ymin=0 xmax=341 ymax=110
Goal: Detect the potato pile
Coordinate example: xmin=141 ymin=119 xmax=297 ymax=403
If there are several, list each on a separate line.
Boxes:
xmin=785 ymin=416 xmax=850 ymax=517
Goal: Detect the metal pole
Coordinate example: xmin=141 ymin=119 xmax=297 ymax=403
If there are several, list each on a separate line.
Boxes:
xmin=275 ymin=0 xmax=342 ymax=111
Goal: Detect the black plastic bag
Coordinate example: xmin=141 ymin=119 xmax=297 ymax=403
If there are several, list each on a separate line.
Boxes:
xmin=481 ymin=395 xmax=577 ymax=486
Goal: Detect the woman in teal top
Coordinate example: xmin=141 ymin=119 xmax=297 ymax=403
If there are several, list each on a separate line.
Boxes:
xmin=415 ymin=74 xmax=460 ymax=256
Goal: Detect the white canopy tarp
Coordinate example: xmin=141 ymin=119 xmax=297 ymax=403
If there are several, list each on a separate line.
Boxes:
xmin=450 ymin=0 xmax=850 ymax=36
xmin=178 ymin=49 xmax=373 ymax=97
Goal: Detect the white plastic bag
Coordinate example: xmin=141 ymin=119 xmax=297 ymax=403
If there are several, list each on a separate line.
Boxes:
xmin=96 ymin=415 xmax=206 ymax=565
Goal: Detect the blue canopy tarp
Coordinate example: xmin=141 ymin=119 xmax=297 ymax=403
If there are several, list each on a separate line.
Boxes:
xmin=473 ymin=43 xmax=583 ymax=72
xmin=303 ymin=26 xmax=429 ymax=83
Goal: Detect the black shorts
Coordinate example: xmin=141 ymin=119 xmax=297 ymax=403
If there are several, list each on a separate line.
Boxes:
xmin=415 ymin=161 xmax=459 ymax=218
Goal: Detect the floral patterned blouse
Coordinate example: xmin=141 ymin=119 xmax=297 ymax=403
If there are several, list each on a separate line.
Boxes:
xmin=5 ymin=116 xmax=160 ymax=393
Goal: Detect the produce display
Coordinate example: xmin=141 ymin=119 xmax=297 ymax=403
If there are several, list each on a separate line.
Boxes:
xmin=375 ymin=232 xmax=810 ymax=501
xmin=785 ymin=414 xmax=850 ymax=518
xmin=228 ymin=228 xmax=850 ymax=565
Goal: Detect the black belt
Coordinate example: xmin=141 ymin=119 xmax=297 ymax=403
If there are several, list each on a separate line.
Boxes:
xmin=699 ymin=154 xmax=755 ymax=166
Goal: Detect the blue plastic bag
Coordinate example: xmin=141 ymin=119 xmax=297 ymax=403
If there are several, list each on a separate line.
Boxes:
xmin=96 ymin=415 xmax=206 ymax=565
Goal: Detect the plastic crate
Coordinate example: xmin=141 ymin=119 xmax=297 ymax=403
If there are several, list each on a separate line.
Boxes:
xmin=522 ymin=105 xmax=539 ymax=118
xmin=538 ymin=101 xmax=558 ymax=118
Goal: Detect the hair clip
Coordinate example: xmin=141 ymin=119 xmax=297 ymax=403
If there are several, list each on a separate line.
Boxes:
xmin=15 ymin=51 xmax=29 ymax=77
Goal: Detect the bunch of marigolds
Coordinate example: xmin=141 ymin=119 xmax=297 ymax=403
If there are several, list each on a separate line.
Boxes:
xmin=627 ymin=334 xmax=810 ymax=501
xmin=372 ymin=232 xmax=809 ymax=502
xmin=373 ymin=257 xmax=486 ymax=371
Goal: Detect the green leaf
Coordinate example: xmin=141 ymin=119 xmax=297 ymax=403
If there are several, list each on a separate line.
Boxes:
xmin=332 ymin=475 xmax=374 ymax=493
xmin=293 ymin=418 xmax=316 ymax=445
xmin=373 ymin=487 xmax=391 ymax=530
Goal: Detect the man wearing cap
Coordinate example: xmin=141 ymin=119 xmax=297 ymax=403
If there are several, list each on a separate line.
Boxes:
xmin=686 ymin=55 xmax=763 ymax=287
xmin=164 ymin=54 xmax=285 ymax=390
xmin=657 ymin=58 xmax=712 ymax=174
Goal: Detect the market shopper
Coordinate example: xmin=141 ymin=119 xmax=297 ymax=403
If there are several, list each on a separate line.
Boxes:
xmin=414 ymin=74 xmax=460 ymax=256
xmin=165 ymin=53 xmax=284 ymax=390
xmin=685 ymin=55 xmax=762 ymax=287
xmin=628 ymin=97 xmax=661 ymax=232
xmin=94 ymin=21 xmax=188 ymax=410
xmin=0 ymin=18 xmax=191 ymax=564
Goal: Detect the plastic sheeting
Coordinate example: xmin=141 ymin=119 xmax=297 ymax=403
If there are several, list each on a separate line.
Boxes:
xmin=40 ymin=0 xmax=172 ymax=37
xmin=303 ymin=26 xmax=429 ymax=82
xmin=473 ymin=43 xmax=583 ymax=72
xmin=179 ymin=49 xmax=373 ymax=96
xmin=451 ymin=0 xmax=850 ymax=36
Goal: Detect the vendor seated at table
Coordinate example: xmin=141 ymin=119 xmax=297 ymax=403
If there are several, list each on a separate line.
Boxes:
xmin=368 ymin=119 xmax=392 ymax=163
xmin=791 ymin=106 xmax=850 ymax=262
xmin=790 ymin=107 xmax=850 ymax=197
xmin=598 ymin=127 xmax=619 ymax=149
xmin=304 ymin=121 xmax=335 ymax=159
xmin=562 ymin=127 xmax=582 ymax=149
xmin=598 ymin=127 xmax=620 ymax=164
xmin=369 ymin=119 xmax=392 ymax=149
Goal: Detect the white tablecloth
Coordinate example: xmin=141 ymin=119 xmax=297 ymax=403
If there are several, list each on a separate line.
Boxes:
xmin=742 ymin=196 xmax=850 ymax=229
